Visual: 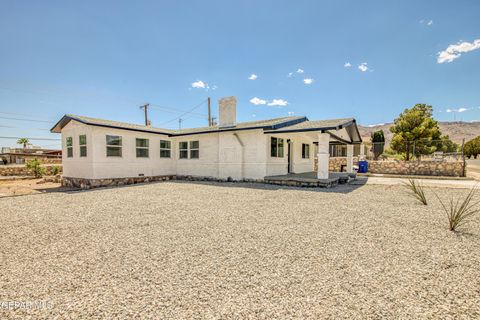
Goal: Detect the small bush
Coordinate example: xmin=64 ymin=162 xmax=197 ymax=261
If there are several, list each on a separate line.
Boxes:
xmin=404 ymin=179 xmax=427 ymax=205
xmin=435 ymin=187 xmax=480 ymax=232
xmin=50 ymin=165 xmax=61 ymax=176
xmin=26 ymin=159 xmax=46 ymax=178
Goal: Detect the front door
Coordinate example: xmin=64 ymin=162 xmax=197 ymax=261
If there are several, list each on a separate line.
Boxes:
xmin=287 ymin=140 xmax=292 ymax=173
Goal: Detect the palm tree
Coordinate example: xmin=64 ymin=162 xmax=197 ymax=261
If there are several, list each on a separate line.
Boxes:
xmin=17 ymin=138 xmax=29 ymax=149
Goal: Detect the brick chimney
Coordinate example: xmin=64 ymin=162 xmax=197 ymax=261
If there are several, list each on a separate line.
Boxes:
xmin=218 ymin=96 xmax=237 ymax=127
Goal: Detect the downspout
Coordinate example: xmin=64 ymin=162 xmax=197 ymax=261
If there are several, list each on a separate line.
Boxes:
xmin=233 ymin=133 xmax=245 ymax=179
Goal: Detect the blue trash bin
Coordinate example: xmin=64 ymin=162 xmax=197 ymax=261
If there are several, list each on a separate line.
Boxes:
xmin=358 ymin=160 xmax=368 ymax=173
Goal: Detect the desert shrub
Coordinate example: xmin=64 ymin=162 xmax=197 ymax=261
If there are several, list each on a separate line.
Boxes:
xmin=50 ymin=165 xmax=61 ymax=176
xmin=435 ymin=187 xmax=480 ymax=231
xmin=26 ymin=159 xmax=46 ymax=178
xmin=404 ymin=179 xmax=427 ymax=205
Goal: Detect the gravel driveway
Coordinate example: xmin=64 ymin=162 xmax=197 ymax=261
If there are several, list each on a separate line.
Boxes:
xmin=1 ymin=181 xmax=479 ymax=319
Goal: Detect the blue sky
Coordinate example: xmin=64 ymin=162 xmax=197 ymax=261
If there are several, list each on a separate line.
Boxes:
xmin=0 ymin=0 xmax=479 ymax=148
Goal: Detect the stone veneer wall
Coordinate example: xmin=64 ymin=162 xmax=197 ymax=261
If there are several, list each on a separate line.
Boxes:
xmin=316 ymin=157 xmax=464 ymax=177
xmin=314 ymin=157 xmax=359 ymax=172
xmin=62 ymin=175 xmax=266 ymax=189
xmin=0 ymin=164 xmax=62 ymax=176
xmin=368 ymin=160 xmax=464 ymax=177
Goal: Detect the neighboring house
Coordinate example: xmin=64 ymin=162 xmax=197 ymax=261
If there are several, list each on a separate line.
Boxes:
xmin=0 ymin=148 xmax=61 ymax=165
xmin=51 ymin=96 xmax=362 ymax=187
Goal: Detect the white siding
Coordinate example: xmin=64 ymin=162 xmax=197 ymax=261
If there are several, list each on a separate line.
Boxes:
xmin=61 ymin=122 xmax=316 ymax=180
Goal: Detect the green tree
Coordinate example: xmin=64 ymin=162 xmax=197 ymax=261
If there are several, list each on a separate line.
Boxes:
xmin=434 ymin=135 xmax=459 ymax=153
xmin=26 ymin=159 xmax=46 ymax=178
xmin=464 ymin=136 xmax=480 ymax=159
xmin=390 ymin=104 xmax=441 ymax=160
xmin=371 ymin=130 xmax=385 ymax=160
xmin=17 ymin=138 xmax=29 ymax=149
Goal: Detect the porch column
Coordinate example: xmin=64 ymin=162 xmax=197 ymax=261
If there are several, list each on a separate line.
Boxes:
xmin=346 ymin=144 xmax=354 ymax=173
xmin=317 ymin=133 xmax=330 ymax=179
xmin=359 ymin=143 xmax=365 ymax=158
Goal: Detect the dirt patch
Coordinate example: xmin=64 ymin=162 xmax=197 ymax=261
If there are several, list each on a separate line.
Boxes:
xmin=0 ymin=178 xmax=68 ymax=197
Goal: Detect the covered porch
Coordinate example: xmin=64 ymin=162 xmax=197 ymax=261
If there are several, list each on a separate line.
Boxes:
xmin=263 ymin=118 xmax=363 ymax=186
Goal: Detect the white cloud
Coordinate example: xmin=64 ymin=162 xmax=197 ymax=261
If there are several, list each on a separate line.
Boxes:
xmin=344 ymin=62 xmax=352 ymax=67
xmin=287 ymin=72 xmax=293 ymax=77
xmin=446 ymin=107 xmax=471 ymax=113
xmin=367 ymin=123 xmax=385 ymax=127
xmin=211 ymin=85 xmax=217 ymax=90
xmin=427 ymin=20 xmax=433 ymax=26
xmin=248 ymin=74 xmax=258 ymax=80
xmin=296 ymin=68 xmax=304 ymax=74
xmin=268 ymin=99 xmax=289 ymax=107
xmin=191 ymin=80 xmax=207 ymax=89
xmin=249 ymin=97 xmax=267 ymax=105
xmin=437 ymin=39 xmax=480 ymax=63
xmin=303 ymin=78 xmax=314 ymax=85
xmin=287 ymin=111 xmax=295 ymax=116
xmin=358 ymin=62 xmax=369 ymax=72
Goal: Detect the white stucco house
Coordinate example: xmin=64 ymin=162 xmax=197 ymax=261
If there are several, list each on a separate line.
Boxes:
xmin=51 ymin=97 xmax=362 ymax=188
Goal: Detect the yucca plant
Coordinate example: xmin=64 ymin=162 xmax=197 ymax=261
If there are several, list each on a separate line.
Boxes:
xmin=403 ymin=179 xmax=428 ymax=205
xmin=435 ymin=187 xmax=480 ymax=232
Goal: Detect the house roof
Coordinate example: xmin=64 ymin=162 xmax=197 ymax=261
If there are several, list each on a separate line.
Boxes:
xmin=264 ymin=118 xmax=355 ymax=133
xmin=50 ymin=114 xmax=308 ymax=136
xmin=51 ymin=114 xmax=176 ymax=135
xmin=51 ymin=114 xmax=362 ymax=143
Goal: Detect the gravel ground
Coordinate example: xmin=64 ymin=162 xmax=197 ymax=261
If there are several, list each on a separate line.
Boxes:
xmin=1 ymin=181 xmax=479 ymax=319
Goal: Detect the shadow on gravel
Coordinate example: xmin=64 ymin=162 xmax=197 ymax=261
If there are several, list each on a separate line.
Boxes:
xmin=16 ymin=177 xmax=369 ymax=197
xmin=166 ymin=179 xmax=368 ymax=194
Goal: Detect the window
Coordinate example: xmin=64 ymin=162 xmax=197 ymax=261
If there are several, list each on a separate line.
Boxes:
xmin=160 ymin=140 xmax=171 ymax=158
xmin=136 ymin=138 xmax=149 ymax=158
xmin=190 ymin=140 xmax=199 ymax=159
xmin=179 ymin=142 xmax=188 ymax=159
xmin=270 ymin=137 xmax=284 ymax=158
xmin=106 ymin=135 xmax=122 ymax=157
xmin=302 ymin=143 xmax=310 ymax=159
xmin=66 ymin=137 xmax=73 ymax=158
xmin=79 ymin=135 xmax=87 ymax=157
xmin=179 ymin=141 xmax=199 ymax=159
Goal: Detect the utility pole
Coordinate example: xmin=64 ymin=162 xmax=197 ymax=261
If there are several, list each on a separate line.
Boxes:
xmin=462 ymin=138 xmax=466 ymax=177
xmin=207 ymin=97 xmax=211 ymax=127
xmin=178 ymin=118 xmax=182 ymax=130
xmin=140 ymin=103 xmax=150 ymax=126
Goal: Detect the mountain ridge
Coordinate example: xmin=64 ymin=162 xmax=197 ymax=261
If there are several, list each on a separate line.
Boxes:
xmin=357 ymin=121 xmax=480 ymax=145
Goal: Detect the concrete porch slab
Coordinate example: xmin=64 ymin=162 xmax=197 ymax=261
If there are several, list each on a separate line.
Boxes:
xmin=264 ymin=171 xmax=356 ymax=188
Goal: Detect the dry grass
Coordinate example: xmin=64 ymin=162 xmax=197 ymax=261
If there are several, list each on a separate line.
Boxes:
xmin=436 ymin=186 xmax=480 ymax=231
xmin=403 ymin=179 xmax=428 ymax=205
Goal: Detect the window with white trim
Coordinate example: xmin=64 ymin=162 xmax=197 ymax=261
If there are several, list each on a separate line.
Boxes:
xmin=66 ymin=137 xmax=73 ymax=157
xmin=179 ymin=142 xmax=188 ymax=159
xmin=160 ymin=140 xmax=171 ymax=158
xmin=179 ymin=141 xmax=199 ymax=159
xmin=302 ymin=143 xmax=310 ymax=159
xmin=136 ymin=138 xmax=149 ymax=158
xmin=106 ymin=135 xmax=122 ymax=157
xmin=79 ymin=135 xmax=87 ymax=157
xmin=190 ymin=141 xmax=199 ymax=159
xmin=270 ymin=137 xmax=284 ymax=158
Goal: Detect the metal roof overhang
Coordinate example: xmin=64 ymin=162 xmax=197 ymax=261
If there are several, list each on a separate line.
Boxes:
xmin=264 ymin=119 xmax=362 ymax=144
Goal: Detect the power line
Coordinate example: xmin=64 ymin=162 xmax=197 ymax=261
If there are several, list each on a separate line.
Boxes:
xmin=0 ymin=124 xmax=51 ymax=131
xmin=0 ymin=111 xmax=55 ymax=122
xmin=149 ymin=104 xmax=208 ymax=118
xmin=0 ymin=116 xmax=54 ymax=124
xmin=158 ymin=99 xmax=208 ymax=126
xmin=0 ymin=136 xmax=60 ymax=141
xmin=0 ymin=83 xmax=210 ymax=125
